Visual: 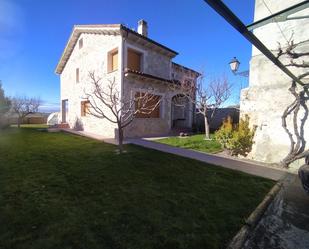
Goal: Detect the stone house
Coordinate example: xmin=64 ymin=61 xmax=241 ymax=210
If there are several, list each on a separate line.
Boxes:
xmin=56 ymin=20 xmax=200 ymax=138
xmin=240 ymin=0 xmax=309 ymax=169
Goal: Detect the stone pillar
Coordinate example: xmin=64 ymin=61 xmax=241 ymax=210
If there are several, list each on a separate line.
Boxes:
xmin=240 ymin=0 xmax=309 ymax=169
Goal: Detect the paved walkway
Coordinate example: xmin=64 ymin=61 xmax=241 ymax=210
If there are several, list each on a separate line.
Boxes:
xmin=244 ymin=174 xmax=309 ymax=249
xmin=128 ymin=138 xmax=288 ymax=181
xmin=58 ymin=129 xmax=123 ymax=145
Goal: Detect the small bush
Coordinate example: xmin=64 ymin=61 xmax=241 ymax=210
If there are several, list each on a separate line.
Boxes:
xmin=214 ymin=116 xmax=234 ymax=148
xmin=215 ymin=115 xmax=256 ymax=157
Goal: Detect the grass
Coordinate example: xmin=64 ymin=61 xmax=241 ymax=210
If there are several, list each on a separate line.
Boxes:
xmin=157 ymin=134 xmax=223 ymax=154
xmin=0 ymin=126 xmax=274 ymax=249
xmin=10 ymin=124 xmax=49 ymax=129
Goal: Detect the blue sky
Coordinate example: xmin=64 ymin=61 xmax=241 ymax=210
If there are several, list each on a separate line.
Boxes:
xmin=0 ymin=0 xmax=255 ymax=112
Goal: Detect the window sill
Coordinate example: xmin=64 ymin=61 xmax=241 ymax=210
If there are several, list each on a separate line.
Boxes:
xmin=135 ymin=117 xmax=162 ymax=120
xmin=107 ymin=69 xmax=118 ymax=74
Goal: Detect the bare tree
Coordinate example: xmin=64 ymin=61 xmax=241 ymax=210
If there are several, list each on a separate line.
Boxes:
xmin=172 ymin=74 xmax=231 ymax=139
xmin=276 ymin=36 xmax=309 ymax=167
xmin=84 ymin=71 xmax=161 ymax=153
xmin=11 ymin=96 xmax=41 ymax=128
xmin=0 ymin=81 xmax=11 ymax=128
xmin=0 ymin=81 xmax=11 ymax=117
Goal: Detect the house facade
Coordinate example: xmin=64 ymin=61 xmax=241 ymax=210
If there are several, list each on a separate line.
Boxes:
xmin=56 ymin=20 xmax=200 ymax=138
xmin=240 ymin=0 xmax=309 ymax=169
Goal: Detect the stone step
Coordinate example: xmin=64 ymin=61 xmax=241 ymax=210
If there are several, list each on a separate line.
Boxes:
xmin=57 ymin=123 xmax=70 ymax=129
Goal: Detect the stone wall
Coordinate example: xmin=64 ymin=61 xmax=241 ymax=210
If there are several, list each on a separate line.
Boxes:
xmin=60 ymin=33 xmax=122 ymax=137
xmin=240 ymin=0 xmax=309 ymax=169
xmin=124 ymin=40 xmax=171 ymax=79
xmin=123 ymin=77 xmax=174 ymax=138
xmin=60 ymin=30 xmax=198 ymax=139
xmin=122 ymin=40 xmax=196 ymax=138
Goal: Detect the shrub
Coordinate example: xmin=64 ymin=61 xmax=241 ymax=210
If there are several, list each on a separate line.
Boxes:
xmin=214 ymin=116 xmax=234 ymax=148
xmin=215 ymin=115 xmax=256 ymax=157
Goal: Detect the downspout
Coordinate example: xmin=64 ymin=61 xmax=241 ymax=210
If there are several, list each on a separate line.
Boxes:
xmin=120 ymin=28 xmax=128 ymax=100
xmin=119 ymin=27 xmax=128 ymax=139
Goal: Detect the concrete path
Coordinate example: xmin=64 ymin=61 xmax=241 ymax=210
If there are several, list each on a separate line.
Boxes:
xmin=128 ymin=138 xmax=288 ymax=181
xmin=58 ymin=129 xmax=126 ymax=145
xmin=244 ymin=174 xmax=309 ymax=249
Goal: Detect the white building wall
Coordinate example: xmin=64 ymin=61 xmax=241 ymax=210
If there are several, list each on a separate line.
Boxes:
xmin=240 ymin=0 xmax=309 ymax=170
xmin=60 ymin=33 xmax=122 ymax=137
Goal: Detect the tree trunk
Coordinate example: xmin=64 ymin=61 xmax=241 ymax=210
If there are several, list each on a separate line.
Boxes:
xmin=117 ymin=125 xmax=124 ymax=154
xmin=204 ymin=115 xmax=210 ymax=139
xmin=17 ymin=116 xmax=21 ymax=128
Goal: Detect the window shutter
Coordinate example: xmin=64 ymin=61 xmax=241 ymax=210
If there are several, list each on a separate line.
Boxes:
xmin=81 ymin=101 xmax=85 ymax=116
xmin=112 ymin=51 xmax=118 ymax=71
xmin=127 ymin=49 xmax=141 ymax=71
xmin=135 ymin=92 xmax=161 ymax=118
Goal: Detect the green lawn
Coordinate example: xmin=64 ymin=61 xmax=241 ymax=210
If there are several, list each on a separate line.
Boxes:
xmin=0 ymin=126 xmax=274 ymax=249
xmin=157 ymin=134 xmax=223 ymax=154
xmin=10 ymin=124 xmax=49 ymax=129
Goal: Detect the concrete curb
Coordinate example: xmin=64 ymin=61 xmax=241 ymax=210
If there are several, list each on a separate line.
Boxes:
xmin=227 ymin=181 xmax=283 ymax=249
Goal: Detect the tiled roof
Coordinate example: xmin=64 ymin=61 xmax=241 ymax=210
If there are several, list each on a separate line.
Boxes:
xmin=172 ymin=62 xmax=201 ymax=76
xmin=120 ymin=25 xmax=178 ymax=55
xmin=124 ymin=69 xmax=179 ymax=84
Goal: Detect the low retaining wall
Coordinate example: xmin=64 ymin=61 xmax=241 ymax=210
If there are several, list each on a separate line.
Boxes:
xmin=227 ymin=181 xmax=283 ymax=249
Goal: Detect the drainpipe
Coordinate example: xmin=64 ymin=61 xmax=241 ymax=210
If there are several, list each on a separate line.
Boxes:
xmin=120 ymin=28 xmax=128 ymax=99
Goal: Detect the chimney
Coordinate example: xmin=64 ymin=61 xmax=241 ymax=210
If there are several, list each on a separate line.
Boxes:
xmin=137 ymin=19 xmax=148 ymax=37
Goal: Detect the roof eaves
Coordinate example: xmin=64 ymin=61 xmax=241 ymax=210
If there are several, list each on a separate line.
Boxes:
xmin=120 ymin=25 xmax=178 ymax=56
xmin=55 ymin=24 xmax=179 ymax=75
xmin=124 ymin=69 xmax=180 ymax=84
xmin=55 ymin=25 xmax=121 ymax=74
xmin=172 ymin=62 xmax=201 ymax=76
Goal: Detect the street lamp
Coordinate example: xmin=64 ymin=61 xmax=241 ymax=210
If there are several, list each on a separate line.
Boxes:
xmin=229 ymin=57 xmax=249 ymax=77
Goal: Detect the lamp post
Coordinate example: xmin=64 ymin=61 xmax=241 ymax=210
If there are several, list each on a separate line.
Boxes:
xmin=229 ymin=57 xmax=249 ymax=77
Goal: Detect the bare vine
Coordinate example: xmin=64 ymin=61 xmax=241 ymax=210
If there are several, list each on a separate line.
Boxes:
xmin=277 ymin=37 xmax=309 ymax=167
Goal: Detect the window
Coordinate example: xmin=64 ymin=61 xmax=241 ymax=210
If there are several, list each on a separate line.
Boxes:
xmin=108 ymin=49 xmax=118 ymax=72
xmin=79 ymin=38 xmax=83 ymax=49
xmin=81 ymin=100 xmax=90 ymax=116
xmin=76 ymin=68 xmax=79 ymax=83
xmin=127 ymin=49 xmax=142 ymax=71
xmin=135 ymin=92 xmax=161 ymax=118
